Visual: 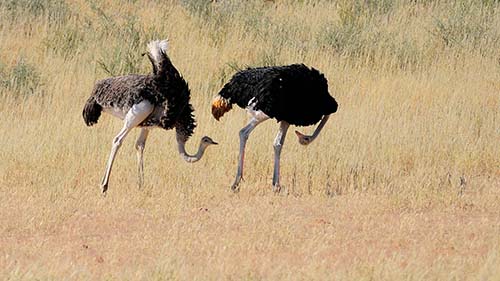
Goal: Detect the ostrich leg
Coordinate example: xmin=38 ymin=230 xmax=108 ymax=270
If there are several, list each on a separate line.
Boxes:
xmin=135 ymin=128 xmax=150 ymax=189
xmin=101 ymin=101 xmax=153 ymax=193
xmin=272 ymin=121 xmax=290 ymax=192
xmin=231 ymin=115 xmax=268 ymax=191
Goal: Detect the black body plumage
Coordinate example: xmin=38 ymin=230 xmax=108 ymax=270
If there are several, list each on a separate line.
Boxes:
xmin=216 ymin=64 xmax=338 ymax=126
xmin=82 ymin=47 xmax=196 ymax=139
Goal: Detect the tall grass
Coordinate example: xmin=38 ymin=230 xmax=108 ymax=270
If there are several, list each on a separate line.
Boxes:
xmin=0 ymin=0 xmax=498 ymax=237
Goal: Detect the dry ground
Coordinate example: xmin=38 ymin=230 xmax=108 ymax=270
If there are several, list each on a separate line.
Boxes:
xmin=1 ymin=184 xmax=500 ymax=280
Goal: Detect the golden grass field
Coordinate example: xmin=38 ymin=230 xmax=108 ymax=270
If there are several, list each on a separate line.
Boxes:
xmin=1 ymin=0 xmax=500 ymax=279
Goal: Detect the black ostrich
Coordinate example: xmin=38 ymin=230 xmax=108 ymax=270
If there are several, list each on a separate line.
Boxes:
xmin=212 ymin=64 xmax=338 ymax=192
xmin=83 ymin=40 xmax=217 ymax=194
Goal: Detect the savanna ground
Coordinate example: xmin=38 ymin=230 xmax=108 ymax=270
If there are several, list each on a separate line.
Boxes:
xmin=1 ymin=0 xmax=500 ymax=280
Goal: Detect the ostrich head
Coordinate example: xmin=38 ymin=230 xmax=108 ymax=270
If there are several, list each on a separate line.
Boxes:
xmin=201 ymin=136 xmax=218 ymax=147
xmin=295 ymin=131 xmax=312 ymax=145
xmin=176 ymin=135 xmax=218 ymax=163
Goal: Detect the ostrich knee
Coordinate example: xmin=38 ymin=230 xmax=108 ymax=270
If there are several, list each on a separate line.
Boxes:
xmin=135 ymin=142 xmax=145 ymax=152
xmin=239 ymin=128 xmax=250 ymax=142
xmin=113 ymin=136 xmax=124 ymax=148
xmin=273 ymin=142 xmax=282 ymax=154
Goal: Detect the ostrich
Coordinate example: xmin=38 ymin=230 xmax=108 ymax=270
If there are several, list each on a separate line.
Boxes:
xmin=83 ymin=39 xmax=217 ymax=193
xmin=211 ymin=64 xmax=338 ymax=192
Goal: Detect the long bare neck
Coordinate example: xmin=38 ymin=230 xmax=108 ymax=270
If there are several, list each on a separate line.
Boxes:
xmin=310 ymin=114 xmax=330 ymax=141
xmin=176 ymin=133 xmax=207 ymax=163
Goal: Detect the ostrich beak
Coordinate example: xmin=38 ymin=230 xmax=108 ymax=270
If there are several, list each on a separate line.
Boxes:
xmin=212 ymin=141 xmax=219 ymax=145
xmin=295 ymin=130 xmax=304 ymax=137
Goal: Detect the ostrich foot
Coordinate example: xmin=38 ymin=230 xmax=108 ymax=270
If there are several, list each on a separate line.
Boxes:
xmin=231 ymin=177 xmax=243 ymax=193
xmin=101 ymin=183 xmax=108 ymax=194
xmin=272 ymin=184 xmax=289 ymax=195
xmin=231 ymin=183 xmax=240 ymax=193
xmin=272 ymin=183 xmax=282 ymax=193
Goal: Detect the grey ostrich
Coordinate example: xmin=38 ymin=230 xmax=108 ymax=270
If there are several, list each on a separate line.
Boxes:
xmin=212 ymin=64 xmax=338 ymax=192
xmin=83 ymin=40 xmax=217 ymax=193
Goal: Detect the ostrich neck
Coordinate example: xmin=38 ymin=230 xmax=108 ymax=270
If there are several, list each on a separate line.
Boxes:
xmin=176 ymin=134 xmax=206 ymax=163
xmin=310 ymin=114 xmax=330 ymax=140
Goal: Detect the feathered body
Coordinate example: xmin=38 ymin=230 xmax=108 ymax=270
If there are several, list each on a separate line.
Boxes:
xmin=212 ymin=63 xmax=338 ymax=192
xmin=83 ymin=41 xmax=196 ymax=141
xmin=212 ymin=64 xmax=338 ymax=126
xmin=82 ymin=40 xmax=216 ymax=194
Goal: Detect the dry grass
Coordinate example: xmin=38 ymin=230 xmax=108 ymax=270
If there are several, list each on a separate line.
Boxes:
xmin=1 ymin=0 xmax=500 ymax=280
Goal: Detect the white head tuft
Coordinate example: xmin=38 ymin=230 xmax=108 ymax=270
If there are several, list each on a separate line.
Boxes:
xmin=147 ymin=39 xmax=169 ymax=66
xmin=158 ymin=39 xmax=169 ymax=53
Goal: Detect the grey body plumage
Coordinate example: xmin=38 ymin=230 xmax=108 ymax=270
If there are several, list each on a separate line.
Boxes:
xmin=83 ymin=40 xmax=217 ymax=194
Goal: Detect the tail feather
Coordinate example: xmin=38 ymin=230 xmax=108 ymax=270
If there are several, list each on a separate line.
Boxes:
xmin=146 ymin=39 xmax=179 ymax=78
xmin=211 ymin=95 xmax=232 ymax=121
xmin=82 ymin=96 xmax=102 ymax=126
